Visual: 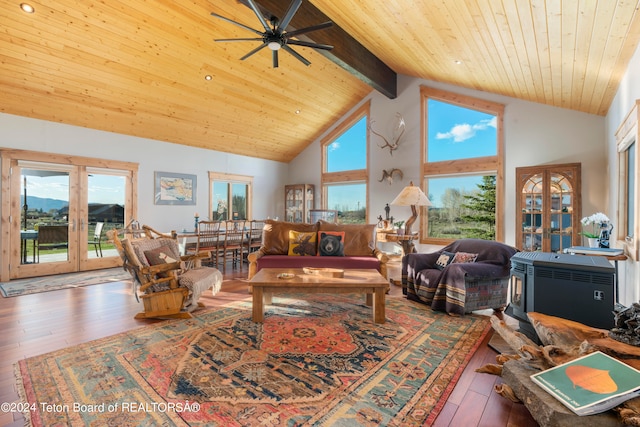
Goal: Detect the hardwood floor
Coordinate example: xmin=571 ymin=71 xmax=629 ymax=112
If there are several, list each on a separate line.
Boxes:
xmin=0 ymin=265 xmax=538 ymax=426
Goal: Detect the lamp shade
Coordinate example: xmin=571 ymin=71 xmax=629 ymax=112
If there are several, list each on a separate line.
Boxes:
xmin=390 ymin=182 xmax=431 ymax=207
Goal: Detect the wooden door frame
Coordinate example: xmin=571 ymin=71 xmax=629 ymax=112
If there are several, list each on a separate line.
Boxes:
xmin=0 ymin=148 xmax=138 ymax=281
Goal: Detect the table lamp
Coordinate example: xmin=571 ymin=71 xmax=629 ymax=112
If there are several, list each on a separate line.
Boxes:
xmin=390 ymin=181 xmax=431 ymax=235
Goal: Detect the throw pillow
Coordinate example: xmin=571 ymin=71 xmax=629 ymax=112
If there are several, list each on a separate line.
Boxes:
xmin=287 ymin=230 xmax=317 ymax=256
xmin=317 ymin=220 xmax=375 ymax=256
xmin=262 ymin=219 xmax=318 ymax=255
xmin=318 ymin=231 xmax=345 ymax=256
xmin=452 ymin=251 xmax=479 ymax=264
xmin=435 ymin=250 xmax=455 ymax=270
xmin=144 ymin=244 xmax=181 ymax=265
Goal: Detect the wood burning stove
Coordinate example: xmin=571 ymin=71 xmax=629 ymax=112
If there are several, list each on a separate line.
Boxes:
xmin=506 ymin=252 xmax=616 ymax=342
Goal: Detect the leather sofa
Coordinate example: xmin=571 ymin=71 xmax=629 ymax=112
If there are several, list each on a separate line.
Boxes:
xmin=247 ymin=219 xmax=389 ymax=279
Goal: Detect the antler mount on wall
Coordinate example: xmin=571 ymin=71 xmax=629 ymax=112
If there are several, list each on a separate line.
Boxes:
xmin=369 ymin=112 xmax=405 ymax=156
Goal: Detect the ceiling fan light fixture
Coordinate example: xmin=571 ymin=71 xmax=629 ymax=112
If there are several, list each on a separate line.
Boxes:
xmin=211 ymin=0 xmax=333 ymax=68
xmin=268 ymin=41 xmax=282 ymax=51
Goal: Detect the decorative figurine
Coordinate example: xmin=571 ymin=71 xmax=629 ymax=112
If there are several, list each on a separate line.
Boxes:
xmin=599 ymin=222 xmax=613 ymax=248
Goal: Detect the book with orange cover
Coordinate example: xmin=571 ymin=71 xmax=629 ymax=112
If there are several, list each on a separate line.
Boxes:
xmin=530 ymin=351 xmax=640 ymax=416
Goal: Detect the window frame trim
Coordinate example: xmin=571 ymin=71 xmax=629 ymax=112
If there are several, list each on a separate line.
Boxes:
xmin=208 ymin=172 xmax=254 ymax=221
xmin=615 ymin=100 xmax=639 ymax=261
xmin=420 ymin=86 xmax=505 ymax=244
xmin=320 ymin=101 xmax=370 ymax=217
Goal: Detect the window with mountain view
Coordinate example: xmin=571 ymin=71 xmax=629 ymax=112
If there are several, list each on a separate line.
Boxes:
xmin=421 ymin=87 xmax=505 ymax=243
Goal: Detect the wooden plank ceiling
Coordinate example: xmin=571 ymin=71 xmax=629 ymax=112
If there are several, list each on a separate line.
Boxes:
xmin=1 ymin=0 xmax=640 ymax=163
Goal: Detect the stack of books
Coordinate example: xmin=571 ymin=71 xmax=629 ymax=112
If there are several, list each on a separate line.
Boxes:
xmin=564 ymin=246 xmax=623 ymax=256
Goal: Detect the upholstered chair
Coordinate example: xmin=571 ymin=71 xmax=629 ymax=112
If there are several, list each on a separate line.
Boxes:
xmin=402 ymin=239 xmax=518 ymax=316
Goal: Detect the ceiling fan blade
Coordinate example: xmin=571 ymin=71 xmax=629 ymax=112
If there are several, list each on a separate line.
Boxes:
xmin=245 ymin=0 xmax=272 ymax=33
xmin=215 ymin=38 xmax=264 ymax=42
xmin=273 ymin=50 xmax=279 ymax=68
xmin=240 ymin=43 xmax=268 ymax=60
xmin=283 ymin=45 xmax=311 ymax=66
xmin=285 ymin=21 xmax=333 ymax=38
xmin=287 ymin=40 xmax=333 ymax=50
xmin=210 ymin=12 xmax=263 ymax=36
xmin=277 ymin=0 xmax=302 ymax=32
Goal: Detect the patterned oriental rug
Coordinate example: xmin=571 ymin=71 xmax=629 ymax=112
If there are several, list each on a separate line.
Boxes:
xmin=16 ymin=294 xmax=491 ymax=426
xmin=0 ymin=268 xmax=131 ymax=297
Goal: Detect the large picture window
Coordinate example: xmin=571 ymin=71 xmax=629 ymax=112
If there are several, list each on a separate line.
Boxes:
xmin=616 ymin=100 xmax=639 ymax=261
xmin=209 ymin=172 xmax=252 ymax=221
xmin=321 ymin=102 xmax=369 ymax=224
xmin=421 ymin=87 xmax=504 ymax=244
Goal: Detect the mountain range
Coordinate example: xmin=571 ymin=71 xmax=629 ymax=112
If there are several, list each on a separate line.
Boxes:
xmin=20 ymin=196 xmax=68 ymax=212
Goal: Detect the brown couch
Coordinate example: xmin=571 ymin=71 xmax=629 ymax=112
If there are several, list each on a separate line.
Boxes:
xmin=247 ymin=219 xmax=389 ymax=279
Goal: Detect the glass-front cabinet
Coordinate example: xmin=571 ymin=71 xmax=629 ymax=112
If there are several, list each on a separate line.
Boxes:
xmin=285 ymin=184 xmax=314 ymax=223
xmin=516 ymin=163 xmax=581 ymax=253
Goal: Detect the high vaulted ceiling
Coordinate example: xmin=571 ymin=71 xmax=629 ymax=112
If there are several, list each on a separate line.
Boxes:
xmin=2 ymin=1 xmax=640 ymax=163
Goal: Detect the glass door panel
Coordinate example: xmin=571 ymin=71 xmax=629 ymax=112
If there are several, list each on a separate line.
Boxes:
xmin=16 ymin=163 xmax=76 ymax=277
xmin=231 ymin=183 xmax=248 ymax=220
xmin=212 ymin=182 xmax=229 ymax=220
xmin=516 ymin=164 xmax=581 ymax=253
xmin=80 ymin=170 xmax=127 ymax=269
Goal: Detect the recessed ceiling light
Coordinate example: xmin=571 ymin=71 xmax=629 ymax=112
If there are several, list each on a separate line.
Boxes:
xmin=204 ymin=74 xmax=212 ymax=81
xmin=20 ymin=3 xmax=35 ymax=13
xmin=295 ymin=109 xmax=301 ymax=114
xmin=454 ymin=60 xmax=463 ymax=65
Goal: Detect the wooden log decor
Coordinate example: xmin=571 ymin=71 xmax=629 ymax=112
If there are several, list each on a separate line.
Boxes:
xmin=477 ymin=312 xmax=640 ymax=425
xmin=610 ymin=302 xmax=640 ymax=347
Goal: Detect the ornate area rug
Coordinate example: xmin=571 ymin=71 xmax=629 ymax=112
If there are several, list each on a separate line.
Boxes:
xmin=16 ymin=294 xmax=490 ymax=426
xmin=0 ymin=267 xmax=131 ymax=297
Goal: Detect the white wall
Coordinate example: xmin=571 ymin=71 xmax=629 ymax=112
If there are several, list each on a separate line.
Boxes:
xmin=291 ymin=74 xmax=606 ymax=250
xmin=0 ymin=113 xmax=288 ymax=233
xmin=605 ymin=41 xmax=640 ymax=305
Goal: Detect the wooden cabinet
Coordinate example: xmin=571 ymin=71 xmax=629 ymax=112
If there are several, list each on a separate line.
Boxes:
xmin=285 ymin=184 xmax=314 ymax=223
xmin=516 ymin=163 xmax=581 ymax=253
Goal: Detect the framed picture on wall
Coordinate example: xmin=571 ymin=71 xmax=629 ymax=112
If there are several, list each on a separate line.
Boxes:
xmin=154 ymin=171 xmax=197 ymax=205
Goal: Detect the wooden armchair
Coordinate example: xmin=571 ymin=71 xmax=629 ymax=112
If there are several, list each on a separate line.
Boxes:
xmin=108 ymin=225 xmax=222 ymax=319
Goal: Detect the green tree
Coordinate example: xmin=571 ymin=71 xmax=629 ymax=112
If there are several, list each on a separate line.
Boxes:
xmin=460 ymin=175 xmax=496 ymax=239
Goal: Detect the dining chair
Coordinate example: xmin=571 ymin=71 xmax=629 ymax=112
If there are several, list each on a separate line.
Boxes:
xmin=195 ymin=220 xmax=223 ymax=267
xmin=88 ymin=222 xmax=104 ymax=257
xmin=246 ymin=219 xmax=265 ymax=254
xmin=222 ymin=220 xmax=246 ymax=270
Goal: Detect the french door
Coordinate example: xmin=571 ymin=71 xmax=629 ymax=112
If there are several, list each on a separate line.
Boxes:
xmin=1 ymin=149 xmax=138 ymax=280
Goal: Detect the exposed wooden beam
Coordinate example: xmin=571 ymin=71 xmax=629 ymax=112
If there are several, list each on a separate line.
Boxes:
xmin=247 ymin=0 xmax=397 ymax=99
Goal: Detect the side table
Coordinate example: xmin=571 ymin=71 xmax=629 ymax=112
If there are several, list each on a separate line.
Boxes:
xmin=376 ymin=231 xmax=418 ymax=256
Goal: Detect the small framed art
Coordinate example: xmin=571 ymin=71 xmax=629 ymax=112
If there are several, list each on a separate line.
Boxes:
xmin=154 ymin=171 xmax=197 ymax=205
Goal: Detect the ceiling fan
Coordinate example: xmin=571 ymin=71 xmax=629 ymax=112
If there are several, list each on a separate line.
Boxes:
xmin=211 ymin=0 xmax=334 ymax=68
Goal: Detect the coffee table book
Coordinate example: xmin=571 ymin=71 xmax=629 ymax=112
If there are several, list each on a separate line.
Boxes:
xmin=530 ymin=351 xmax=640 ymax=416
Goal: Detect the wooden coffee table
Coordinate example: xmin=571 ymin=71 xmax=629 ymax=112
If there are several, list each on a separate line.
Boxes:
xmin=249 ymin=268 xmax=389 ymax=324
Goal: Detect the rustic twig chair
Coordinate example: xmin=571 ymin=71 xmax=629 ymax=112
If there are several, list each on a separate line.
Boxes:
xmin=108 ymin=224 xmax=222 ymax=319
